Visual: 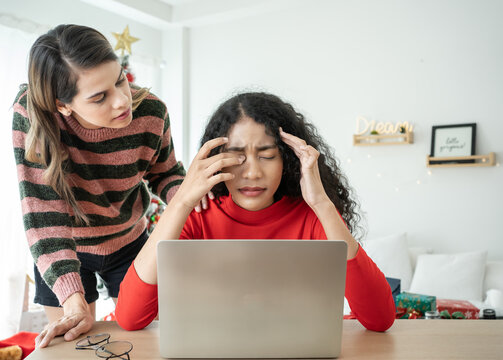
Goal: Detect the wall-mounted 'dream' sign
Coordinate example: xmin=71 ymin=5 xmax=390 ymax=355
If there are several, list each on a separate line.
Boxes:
xmin=356 ymin=116 xmax=414 ymax=135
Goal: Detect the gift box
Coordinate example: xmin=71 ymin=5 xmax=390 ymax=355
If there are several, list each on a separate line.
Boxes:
xmin=396 ymin=292 xmax=436 ymax=319
xmin=437 ymin=299 xmax=480 ymax=319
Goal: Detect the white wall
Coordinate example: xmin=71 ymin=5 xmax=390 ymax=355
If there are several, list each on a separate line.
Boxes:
xmin=162 ymin=28 xmax=189 ymax=167
xmin=186 ymin=0 xmax=503 ymax=259
xmin=1 ymin=0 xmax=163 ymax=93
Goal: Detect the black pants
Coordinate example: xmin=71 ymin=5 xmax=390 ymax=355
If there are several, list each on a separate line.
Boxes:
xmin=34 ymin=229 xmax=148 ymax=307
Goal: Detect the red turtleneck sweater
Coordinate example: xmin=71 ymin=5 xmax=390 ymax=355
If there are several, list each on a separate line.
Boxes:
xmin=115 ymin=195 xmax=395 ymax=332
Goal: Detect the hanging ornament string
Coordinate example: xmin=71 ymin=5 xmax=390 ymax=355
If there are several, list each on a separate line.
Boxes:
xmin=343 ymin=146 xmax=435 ymax=193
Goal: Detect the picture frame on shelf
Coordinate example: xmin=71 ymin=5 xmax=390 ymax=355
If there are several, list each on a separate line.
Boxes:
xmin=430 ymin=123 xmax=476 ymax=164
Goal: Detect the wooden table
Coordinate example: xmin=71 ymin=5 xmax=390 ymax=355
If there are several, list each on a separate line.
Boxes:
xmin=26 ymin=320 xmax=503 ymax=359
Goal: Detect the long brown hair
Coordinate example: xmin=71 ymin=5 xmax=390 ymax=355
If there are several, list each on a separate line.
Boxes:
xmin=26 ymin=24 xmax=149 ymax=225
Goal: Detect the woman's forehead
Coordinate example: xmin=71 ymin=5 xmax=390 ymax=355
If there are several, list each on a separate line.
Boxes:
xmin=227 ymin=116 xmax=275 ymax=145
xmin=75 ymin=61 xmax=121 ymax=97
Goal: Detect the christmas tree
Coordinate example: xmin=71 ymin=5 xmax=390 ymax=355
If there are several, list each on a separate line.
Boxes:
xmin=120 ymin=54 xmax=135 ymax=83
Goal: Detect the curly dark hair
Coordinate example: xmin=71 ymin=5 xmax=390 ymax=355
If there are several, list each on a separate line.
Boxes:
xmin=200 ymin=92 xmax=364 ymax=239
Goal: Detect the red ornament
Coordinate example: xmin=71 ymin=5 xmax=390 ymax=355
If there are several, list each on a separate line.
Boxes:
xmin=126 ymin=72 xmax=134 ymax=83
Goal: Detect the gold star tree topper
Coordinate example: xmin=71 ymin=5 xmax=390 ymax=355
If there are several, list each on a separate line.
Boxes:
xmin=112 ymin=25 xmax=139 ymax=56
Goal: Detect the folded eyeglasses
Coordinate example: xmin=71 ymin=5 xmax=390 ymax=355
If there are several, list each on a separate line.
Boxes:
xmin=75 ymin=333 xmax=133 ymax=360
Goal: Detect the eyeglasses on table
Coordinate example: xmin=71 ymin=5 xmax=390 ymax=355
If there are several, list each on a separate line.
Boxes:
xmin=75 ymin=333 xmax=133 ymax=360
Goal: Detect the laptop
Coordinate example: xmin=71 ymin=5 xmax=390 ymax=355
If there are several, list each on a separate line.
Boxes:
xmin=157 ymin=240 xmax=347 ymax=358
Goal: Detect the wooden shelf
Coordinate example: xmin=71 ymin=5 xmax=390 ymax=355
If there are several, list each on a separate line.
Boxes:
xmin=353 ymin=132 xmax=413 ymax=146
xmin=427 ymin=152 xmax=496 ymax=168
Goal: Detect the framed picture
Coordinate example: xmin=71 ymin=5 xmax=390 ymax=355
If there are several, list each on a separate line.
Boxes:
xmin=430 ymin=123 xmax=476 ymax=164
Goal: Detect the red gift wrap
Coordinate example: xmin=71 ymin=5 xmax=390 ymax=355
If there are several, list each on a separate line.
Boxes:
xmin=436 ymin=299 xmax=480 ymax=319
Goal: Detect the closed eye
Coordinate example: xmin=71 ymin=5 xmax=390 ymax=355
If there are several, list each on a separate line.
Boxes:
xmin=93 ymin=76 xmax=127 ymax=104
xmin=94 ymin=95 xmax=105 ymax=104
xmin=258 ymin=150 xmax=278 ymax=160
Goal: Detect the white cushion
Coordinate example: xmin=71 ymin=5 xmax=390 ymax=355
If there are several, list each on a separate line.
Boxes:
xmin=362 ymin=233 xmax=413 ymax=291
xmin=483 ymin=261 xmax=503 ymax=294
xmin=484 ymin=289 xmax=503 ymax=309
xmin=408 ymin=246 xmax=432 ymax=270
xmin=409 ymin=251 xmax=487 ymax=302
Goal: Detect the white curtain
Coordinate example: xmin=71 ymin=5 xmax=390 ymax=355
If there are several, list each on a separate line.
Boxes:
xmin=0 ymin=24 xmax=38 ymax=338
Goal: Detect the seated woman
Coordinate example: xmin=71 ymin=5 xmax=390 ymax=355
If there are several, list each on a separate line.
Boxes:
xmin=115 ymin=92 xmax=396 ymax=332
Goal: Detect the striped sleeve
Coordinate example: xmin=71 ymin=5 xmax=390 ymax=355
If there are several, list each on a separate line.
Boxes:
xmin=12 ymin=87 xmax=84 ymax=305
xmin=142 ymin=98 xmax=185 ymax=204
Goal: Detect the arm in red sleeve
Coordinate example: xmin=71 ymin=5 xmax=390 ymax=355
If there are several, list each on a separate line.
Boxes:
xmin=345 ymin=246 xmax=395 ymax=332
xmin=116 ymin=262 xmax=159 ymax=331
xmin=116 ymin=209 xmax=199 ymax=330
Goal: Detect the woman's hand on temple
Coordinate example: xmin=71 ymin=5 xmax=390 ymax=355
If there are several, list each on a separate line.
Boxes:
xmin=176 ymin=137 xmax=244 ymax=211
xmin=35 ymin=292 xmax=94 ymax=348
xmin=280 ymin=128 xmax=359 ymax=259
xmin=279 ymin=128 xmax=330 ymax=209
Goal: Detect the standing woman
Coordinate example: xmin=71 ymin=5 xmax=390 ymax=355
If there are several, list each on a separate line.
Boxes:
xmin=12 ymin=24 xmax=186 ymax=346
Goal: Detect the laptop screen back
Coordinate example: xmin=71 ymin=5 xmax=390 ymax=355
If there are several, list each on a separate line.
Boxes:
xmin=157 ymin=240 xmax=347 ymax=358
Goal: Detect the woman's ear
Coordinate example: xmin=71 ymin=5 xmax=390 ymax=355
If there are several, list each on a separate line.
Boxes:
xmin=56 ymin=100 xmax=72 ymax=116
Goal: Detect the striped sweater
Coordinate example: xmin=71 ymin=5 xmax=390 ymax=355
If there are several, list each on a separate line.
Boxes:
xmin=12 ymin=85 xmax=185 ymax=305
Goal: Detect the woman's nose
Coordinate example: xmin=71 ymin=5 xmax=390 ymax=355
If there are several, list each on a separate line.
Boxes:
xmin=112 ymin=89 xmax=129 ymax=109
xmin=242 ymin=157 xmax=263 ymax=179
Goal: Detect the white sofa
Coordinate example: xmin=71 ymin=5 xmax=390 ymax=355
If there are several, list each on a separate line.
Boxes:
xmin=356 ymin=233 xmax=503 ymax=317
